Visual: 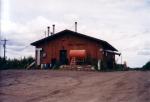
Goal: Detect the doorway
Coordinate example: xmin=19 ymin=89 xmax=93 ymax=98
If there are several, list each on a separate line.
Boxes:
xmin=59 ymin=50 xmax=68 ymax=65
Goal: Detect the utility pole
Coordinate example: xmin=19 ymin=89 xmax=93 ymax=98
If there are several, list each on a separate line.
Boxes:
xmin=1 ymin=39 xmax=8 ymax=61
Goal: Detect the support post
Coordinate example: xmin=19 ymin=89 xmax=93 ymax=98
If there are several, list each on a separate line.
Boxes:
xmin=36 ymin=48 xmax=42 ymax=66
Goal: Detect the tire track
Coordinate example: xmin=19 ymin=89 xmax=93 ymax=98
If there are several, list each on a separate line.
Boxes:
xmin=26 ymin=77 xmax=82 ymax=102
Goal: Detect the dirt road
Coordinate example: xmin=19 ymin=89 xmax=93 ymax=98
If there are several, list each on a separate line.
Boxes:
xmin=0 ymin=70 xmax=150 ymax=102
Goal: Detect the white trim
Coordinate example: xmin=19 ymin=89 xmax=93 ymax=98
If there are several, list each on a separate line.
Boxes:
xmin=36 ymin=48 xmax=42 ymax=65
xmin=104 ymin=50 xmax=121 ymax=56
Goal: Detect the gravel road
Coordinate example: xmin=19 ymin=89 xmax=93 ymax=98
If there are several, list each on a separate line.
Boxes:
xmin=0 ymin=70 xmax=150 ymax=102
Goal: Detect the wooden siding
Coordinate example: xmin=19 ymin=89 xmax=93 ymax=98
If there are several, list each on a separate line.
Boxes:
xmin=36 ymin=34 xmax=109 ymax=64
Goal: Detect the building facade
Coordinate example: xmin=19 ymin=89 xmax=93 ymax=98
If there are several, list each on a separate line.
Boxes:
xmin=31 ymin=29 xmax=120 ymax=69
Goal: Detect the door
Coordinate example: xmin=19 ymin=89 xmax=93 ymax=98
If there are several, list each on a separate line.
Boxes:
xmin=105 ymin=52 xmax=114 ymax=69
xmin=59 ymin=50 xmax=68 ymax=65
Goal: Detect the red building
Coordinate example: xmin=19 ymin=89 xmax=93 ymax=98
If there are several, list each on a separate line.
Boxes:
xmin=31 ymin=29 xmax=120 ymax=69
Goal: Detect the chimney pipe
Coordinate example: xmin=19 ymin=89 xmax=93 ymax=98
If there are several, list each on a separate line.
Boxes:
xmin=75 ymin=22 xmax=77 ymax=32
xmin=52 ymin=24 xmax=55 ymax=34
xmin=47 ymin=26 xmax=50 ymax=36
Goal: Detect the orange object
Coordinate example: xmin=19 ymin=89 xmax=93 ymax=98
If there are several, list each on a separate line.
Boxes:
xmin=69 ymin=50 xmax=86 ymax=58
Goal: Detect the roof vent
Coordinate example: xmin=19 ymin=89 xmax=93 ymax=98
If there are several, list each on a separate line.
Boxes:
xmin=47 ymin=26 xmax=50 ymax=36
xmin=52 ymin=24 xmax=55 ymax=34
xmin=75 ymin=22 xmax=77 ymax=32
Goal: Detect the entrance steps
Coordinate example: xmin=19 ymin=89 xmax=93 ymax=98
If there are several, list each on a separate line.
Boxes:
xmin=59 ymin=65 xmax=95 ymax=71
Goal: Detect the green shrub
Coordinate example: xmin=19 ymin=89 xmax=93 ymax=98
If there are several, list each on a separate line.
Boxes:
xmin=0 ymin=56 xmax=34 ymax=70
xmin=142 ymin=61 xmax=150 ymax=70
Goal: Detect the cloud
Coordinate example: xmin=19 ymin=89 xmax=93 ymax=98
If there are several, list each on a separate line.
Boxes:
xmin=138 ymin=51 xmax=150 ymax=55
xmin=1 ymin=0 xmax=150 ymax=67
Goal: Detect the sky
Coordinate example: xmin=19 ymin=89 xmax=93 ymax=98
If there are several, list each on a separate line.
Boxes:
xmin=0 ymin=0 xmax=150 ymax=68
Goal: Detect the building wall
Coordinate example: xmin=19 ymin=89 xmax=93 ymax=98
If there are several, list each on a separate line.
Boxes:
xmin=36 ymin=34 xmax=106 ymax=64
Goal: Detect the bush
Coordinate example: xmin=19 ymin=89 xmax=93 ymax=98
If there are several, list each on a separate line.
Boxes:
xmin=0 ymin=56 xmax=34 ymax=70
xmin=142 ymin=61 xmax=150 ymax=70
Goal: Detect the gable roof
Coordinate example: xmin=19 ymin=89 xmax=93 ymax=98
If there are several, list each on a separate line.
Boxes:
xmin=31 ymin=29 xmax=118 ymax=51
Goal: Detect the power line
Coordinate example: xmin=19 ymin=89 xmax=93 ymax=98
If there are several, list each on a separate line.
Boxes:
xmin=1 ymin=38 xmax=8 ymax=60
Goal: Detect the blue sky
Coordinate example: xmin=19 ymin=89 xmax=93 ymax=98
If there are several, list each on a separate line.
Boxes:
xmin=1 ymin=0 xmax=150 ymax=67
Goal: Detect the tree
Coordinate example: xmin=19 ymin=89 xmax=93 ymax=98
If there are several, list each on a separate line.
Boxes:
xmin=0 ymin=56 xmax=34 ymax=69
xmin=142 ymin=61 xmax=150 ymax=70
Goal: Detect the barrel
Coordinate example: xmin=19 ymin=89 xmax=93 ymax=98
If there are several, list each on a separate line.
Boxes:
xmin=69 ymin=50 xmax=86 ymax=58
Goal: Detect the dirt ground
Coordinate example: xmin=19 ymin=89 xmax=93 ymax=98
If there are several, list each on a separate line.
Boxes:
xmin=0 ymin=70 xmax=150 ymax=102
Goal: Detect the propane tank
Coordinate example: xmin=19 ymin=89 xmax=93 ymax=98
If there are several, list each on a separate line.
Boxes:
xmin=69 ymin=50 xmax=86 ymax=58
